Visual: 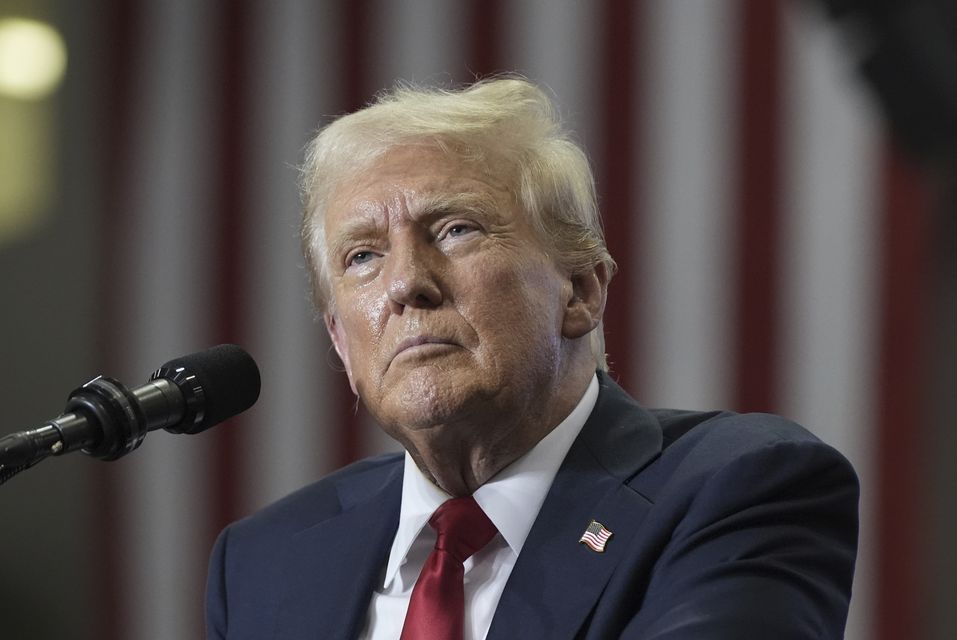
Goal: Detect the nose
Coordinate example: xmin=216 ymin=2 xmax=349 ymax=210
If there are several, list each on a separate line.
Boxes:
xmin=384 ymin=238 xmax=443 ymax=313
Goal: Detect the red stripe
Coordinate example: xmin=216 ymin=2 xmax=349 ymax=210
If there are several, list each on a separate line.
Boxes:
xmin=876 ymin=142 xmax=932 ymax=640
xmin=466 ymin=0 xmax=504 ymax=79
xmin=335 ymin=0 xmax=375 ymax=465
xmin=598 ymin=0 xmax=640 ymax=390
xmin=209 ymin=0 xmax=251 ymax=537
xmin=96 ymin=1 xmax=142 ymax=638
xmin=342 ymin=0 xmax=373 ymax=113
xmin=733 ymin=0 xmax=782 ymax=413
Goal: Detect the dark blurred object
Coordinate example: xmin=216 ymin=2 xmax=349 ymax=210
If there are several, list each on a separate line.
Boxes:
xmin=813 ymin=0 xmax=957 ymax=166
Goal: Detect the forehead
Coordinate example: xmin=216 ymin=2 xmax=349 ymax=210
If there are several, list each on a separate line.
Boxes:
xmin=325 ymin=145 xmax=514 ymax=227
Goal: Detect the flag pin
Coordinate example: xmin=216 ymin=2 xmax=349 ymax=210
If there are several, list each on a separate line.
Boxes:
xmin=579 ymin=519 xmax=613 ymax=553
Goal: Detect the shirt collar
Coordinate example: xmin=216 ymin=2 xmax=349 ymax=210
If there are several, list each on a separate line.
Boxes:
xmin=381 ymin=374 xmax=599 ymax=589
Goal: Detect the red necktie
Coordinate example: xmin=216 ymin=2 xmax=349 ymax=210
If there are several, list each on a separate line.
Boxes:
xmin=400 ymin=497 xmax=498 ymax=640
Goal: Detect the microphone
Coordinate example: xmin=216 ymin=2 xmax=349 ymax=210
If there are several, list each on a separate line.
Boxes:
xmin=0 ymin=345 xmax=260 ymax=479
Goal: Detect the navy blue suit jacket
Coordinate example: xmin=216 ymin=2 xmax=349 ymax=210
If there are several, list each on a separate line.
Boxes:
xmin=206 ymin=373 xmax=858 ymax=639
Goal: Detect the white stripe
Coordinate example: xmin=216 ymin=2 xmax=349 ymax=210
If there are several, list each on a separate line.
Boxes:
xmin=243 ymin=0 xmax=343 ymax=512
xmin=500 ymin=0 xmax=600 ymax=149
xmin=116 ymin=0 xmax=218 ymax=638
xmin=369 ymin=0 xmax=463 ymax=89
xmin=779 ymin=4 xmax=880 ymax=639
xmin=635 ymin=0 xmax=737 ymax=409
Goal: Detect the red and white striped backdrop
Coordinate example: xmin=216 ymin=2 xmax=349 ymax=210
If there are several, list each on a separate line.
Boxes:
xmin=92 ymin=1 xmax=936 ymax=638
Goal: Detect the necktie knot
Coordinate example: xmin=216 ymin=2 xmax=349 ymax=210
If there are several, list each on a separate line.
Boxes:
xmin=429 ymin=497 xmax=497 ymax=563
xmin=400 ymin=497 xmax=497 ymax=640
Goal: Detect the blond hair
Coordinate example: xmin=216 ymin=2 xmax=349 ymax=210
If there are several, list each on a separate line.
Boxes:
xmin=300 ymin=76 xmax=617 ymax=370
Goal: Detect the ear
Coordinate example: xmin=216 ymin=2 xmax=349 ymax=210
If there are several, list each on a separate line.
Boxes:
xmin=562 ymin=262 xmax=610 ymax=340
xmin=324 ymin=312 xmax=358 ymax=395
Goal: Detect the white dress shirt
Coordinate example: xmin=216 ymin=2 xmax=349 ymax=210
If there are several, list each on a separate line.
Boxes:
xmin=359 ymin=374 xmax=599 ymax=640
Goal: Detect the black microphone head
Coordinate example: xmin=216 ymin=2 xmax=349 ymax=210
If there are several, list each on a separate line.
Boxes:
xmin=153 ymin=344 xmax=261 ymax=434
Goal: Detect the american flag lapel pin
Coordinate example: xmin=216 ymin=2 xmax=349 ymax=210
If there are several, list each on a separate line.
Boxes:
xmin=579 ymin=519 xmax=613 ymax=553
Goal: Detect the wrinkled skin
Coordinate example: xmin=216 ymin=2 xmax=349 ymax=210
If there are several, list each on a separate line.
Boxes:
xmin=322 ymin=145 xmax=608 ymax=495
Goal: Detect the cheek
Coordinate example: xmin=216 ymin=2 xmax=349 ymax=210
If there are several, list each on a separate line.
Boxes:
xmin=335 ymin=289 xmax=390 ymax=364
xmin=357 ymin=290 xmax=390 ymax=339
xmin=462 ymin=257 xmax=566 ymax=357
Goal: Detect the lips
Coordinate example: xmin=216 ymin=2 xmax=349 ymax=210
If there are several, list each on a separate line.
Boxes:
xmin=390 ymin=335 xmax=459 ymax=363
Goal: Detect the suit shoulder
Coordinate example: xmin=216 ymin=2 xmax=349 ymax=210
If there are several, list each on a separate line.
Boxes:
xmin=632 ymin=410 xmax=856 ymax=499
xmin=636 ymin=409 xmax=855 ymax=498
xmin=653 ymin=408 xmax=827 ymax=456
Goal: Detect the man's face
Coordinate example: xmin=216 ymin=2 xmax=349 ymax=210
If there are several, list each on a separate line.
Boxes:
xmin=321 ymin=145 xmax=577 ymax=445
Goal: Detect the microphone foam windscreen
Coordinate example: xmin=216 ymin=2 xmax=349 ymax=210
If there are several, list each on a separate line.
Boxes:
xmin=161 ymin=344 xmax=261 ymax=432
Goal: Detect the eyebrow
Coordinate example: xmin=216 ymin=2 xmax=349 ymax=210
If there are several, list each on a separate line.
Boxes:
xmin=325 ymin=200 xmax=387 ymax=264
xmin=411 ymin=191 xmax=502 ymax=223
xmin=326 ymin=189 xmax=505 ymax=264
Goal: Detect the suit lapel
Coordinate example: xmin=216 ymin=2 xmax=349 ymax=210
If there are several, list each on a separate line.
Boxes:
xmin=488 ymin=374 xmax=662 ymax=640
xmin=273 ymin=461 xmax=403 ymax=640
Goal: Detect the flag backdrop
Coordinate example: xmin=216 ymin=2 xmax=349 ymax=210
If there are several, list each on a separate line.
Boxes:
xmin=3 ymin=1 xmax=948 ymax=638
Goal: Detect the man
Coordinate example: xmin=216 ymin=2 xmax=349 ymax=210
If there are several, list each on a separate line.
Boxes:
xmin=206 ymin=77 xmax=858 ymax=639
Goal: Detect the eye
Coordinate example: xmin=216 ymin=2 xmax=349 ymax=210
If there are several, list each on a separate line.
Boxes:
xmin=439 ymin=221 xmax=479 ymax=240
xmin=347 ymin=250 xmax=377 ymax=267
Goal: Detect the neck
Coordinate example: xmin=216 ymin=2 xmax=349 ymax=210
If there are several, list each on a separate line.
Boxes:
xmin=403 ymin=364 xmax=595 ymax=496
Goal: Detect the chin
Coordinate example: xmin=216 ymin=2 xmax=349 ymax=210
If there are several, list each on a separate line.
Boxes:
xmin=378 ymin=369 xmax=487 ymax=430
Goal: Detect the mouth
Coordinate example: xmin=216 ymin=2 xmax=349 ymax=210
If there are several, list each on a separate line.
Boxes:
xmin=390 ymin=336 xmax=459 ymax=365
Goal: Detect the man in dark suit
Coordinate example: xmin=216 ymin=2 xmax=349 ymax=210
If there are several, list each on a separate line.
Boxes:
xmin=206 ymin=77 xmax=858 ymax=639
